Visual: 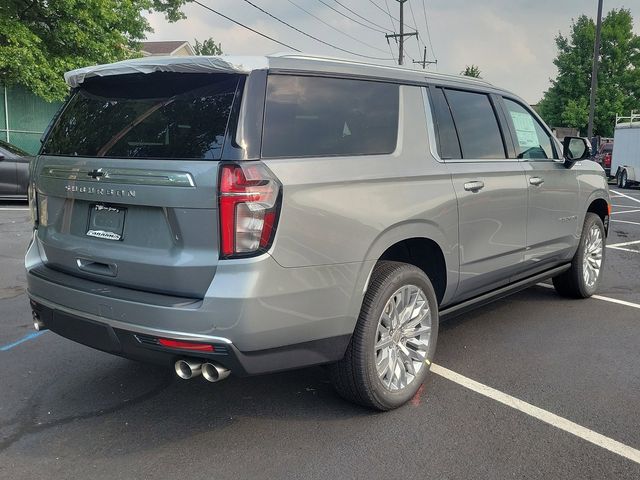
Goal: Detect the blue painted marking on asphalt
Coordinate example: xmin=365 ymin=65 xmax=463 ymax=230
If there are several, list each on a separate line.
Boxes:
xmin=0 ymin=330 xmax=48 ymax=351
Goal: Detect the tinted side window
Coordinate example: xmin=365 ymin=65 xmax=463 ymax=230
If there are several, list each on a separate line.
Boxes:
xmin=503 ymin=98 xmax=555 ymax=159
xmin=429 ymin=87 xmax=461 ymax=159
xmin=444 ymin=89 xmax=506 ymax=159
xmin=262 ymin=75 xmax=398 ymax=158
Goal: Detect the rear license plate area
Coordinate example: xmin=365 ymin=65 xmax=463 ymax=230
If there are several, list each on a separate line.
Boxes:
xmin=86 ymin=204 xmax=126 ymax=241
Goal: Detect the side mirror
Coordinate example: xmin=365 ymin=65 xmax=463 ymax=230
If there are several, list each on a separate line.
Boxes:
xmin=0 ymin=153 xmax=5 ymax=161
xmin=562 ymin=136 xmax=590 ymax=168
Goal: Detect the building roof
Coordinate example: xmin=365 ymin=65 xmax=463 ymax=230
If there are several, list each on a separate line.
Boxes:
xmin=65 ymin=53 xmax=500 ymax=93
xmin=140 ymin=41 xmax=194 ymax=56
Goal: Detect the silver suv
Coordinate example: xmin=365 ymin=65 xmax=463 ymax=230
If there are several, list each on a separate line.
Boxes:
xmin=26 ymin=54 xmax=610 ymax=410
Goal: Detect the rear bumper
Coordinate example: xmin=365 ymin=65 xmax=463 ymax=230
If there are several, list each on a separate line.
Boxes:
xmin=26 ymin=232 xmax=368 ymax=374
xmin=29 ymin=298 xmax=350 ymax=375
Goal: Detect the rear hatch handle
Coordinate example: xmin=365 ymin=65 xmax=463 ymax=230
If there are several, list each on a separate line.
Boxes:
xmin=76 ymin=258 xmax=118 ymax=277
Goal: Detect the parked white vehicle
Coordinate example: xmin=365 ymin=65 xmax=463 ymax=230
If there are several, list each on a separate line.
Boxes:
xmin=612 ymin=112 xmax=640 ymax=188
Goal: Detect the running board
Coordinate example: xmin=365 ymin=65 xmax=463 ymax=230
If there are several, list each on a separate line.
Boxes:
xmin=439 ymin=264 xmax=571 ymax=321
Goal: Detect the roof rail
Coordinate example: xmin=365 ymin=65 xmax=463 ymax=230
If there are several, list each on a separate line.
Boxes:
xmin=271 ymin=53 xmax=493 ymax=86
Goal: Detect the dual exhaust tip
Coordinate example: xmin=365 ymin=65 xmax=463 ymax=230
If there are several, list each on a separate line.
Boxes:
xmin=32 ymin=311 xmax=47 ymax=332
xmin=175 ymin=359 xmax=230 ymax=383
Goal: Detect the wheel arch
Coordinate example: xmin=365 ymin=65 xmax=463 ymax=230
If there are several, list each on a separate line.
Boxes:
xmin=586 ymin=195 xmax=610 ymax=235
xmin=357 ymin=220 xmax=458 ymax=308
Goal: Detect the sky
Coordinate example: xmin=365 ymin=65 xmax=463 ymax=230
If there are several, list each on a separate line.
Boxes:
xmin=145 ymin=0 xmax=640 ymax=104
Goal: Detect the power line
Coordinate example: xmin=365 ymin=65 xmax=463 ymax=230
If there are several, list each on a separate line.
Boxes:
xmin=241 ymin=0 xmax=393 ymax=61
xmin=192 ymin=1 xmax=300 ymax=52
xmin=368 ymin=0 xmax=414 ymax=32
xmin=407 ymin=0 xmax=424 ymax=57
xmin=385 ymin=0 xmax=418 ymax=65
xmin=383 ymin=0 xmax=397 ymax=32
xmin=420 ymin=0 xmax=437 ymax=61
xmin=368 ymin=0 xmax=397 ymax=31
xmin=285 ymin=0 xmax=391 ymax=56
xmin=332 ymin=0 xmax=392 ymax=33
xmin=385 ymin=38 xmax=396 ymax=64
xmin=315 ymin=0 xmax=387 ymax=34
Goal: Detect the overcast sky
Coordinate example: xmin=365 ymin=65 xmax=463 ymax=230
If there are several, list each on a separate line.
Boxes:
xmin=145 ymin=0 xmax=640 ymax=103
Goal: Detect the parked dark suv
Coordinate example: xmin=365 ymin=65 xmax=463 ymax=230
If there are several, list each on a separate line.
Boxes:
xmin=0 ymin=140 xmax=30 ymax=199
xmin=26 ymin=54 xmax=610 ymax=410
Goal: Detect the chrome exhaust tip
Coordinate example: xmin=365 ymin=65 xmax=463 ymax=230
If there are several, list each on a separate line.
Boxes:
xmin=202 ymin=362 xmax=231 ymax=383
xmin=174 ymin=359 xmax=203 ymax=380
xmin=32 ymin=311 xmax=47 ymax=331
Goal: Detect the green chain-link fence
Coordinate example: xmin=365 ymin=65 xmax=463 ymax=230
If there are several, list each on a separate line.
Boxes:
xmin=0 ymin=84 xmax=63 ymax=154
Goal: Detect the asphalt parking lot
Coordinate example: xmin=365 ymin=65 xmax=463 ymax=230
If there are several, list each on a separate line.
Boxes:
xmin=1 ymin=187 xmax=639 ymax=479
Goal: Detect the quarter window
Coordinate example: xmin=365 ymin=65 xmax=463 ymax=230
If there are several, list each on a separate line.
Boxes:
xmin=503 ymin=98 xmax=555 ymax=159
xmin=428 ymin=88 xmax=461 ymax=159
xmin=444 ymin=89 xmax=506 ymax=159
xmin=262 ymin=75 xmax=399 ymax=158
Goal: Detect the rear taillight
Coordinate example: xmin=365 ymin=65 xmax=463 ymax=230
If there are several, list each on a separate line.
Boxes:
xmin=218 ymin=162 xmax=281 ymax=258
xmin=604 ymin=153 xmax=612 ymax=168
xmin=28 ymin=182 xmax=38 ymax=227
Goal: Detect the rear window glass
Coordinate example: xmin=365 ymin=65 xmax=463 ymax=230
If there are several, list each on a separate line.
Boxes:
xmin=41 ymin=73 xmax=240 ymax=159
xmin=262 ymin=75 xmax=399 ymax=158
xmin=444 ymin=89 xmax=506 ymax=159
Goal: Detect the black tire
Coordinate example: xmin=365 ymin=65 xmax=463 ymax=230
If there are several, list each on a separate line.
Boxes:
xmin=621 ymin=170 xmax=629 ymax=189
xmin=552 ymin=213 xmax=605 ymax=298
xmin=329 ymin=261 xmax=439 ymax=411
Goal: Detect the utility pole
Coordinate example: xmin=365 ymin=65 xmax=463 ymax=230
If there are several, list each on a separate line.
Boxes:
xmin=413 ymin=46 xmax=437 ymax=69
xmin=587 ymin=0 xmax=604 ymax=139
xmin=385 ymin=0 xmax=417 ymax=65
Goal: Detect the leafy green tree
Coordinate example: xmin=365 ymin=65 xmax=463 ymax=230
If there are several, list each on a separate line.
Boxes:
xmin=0 ymin=0 xmax=191 ymax=101
xmin=194 ymin=38 xmax=223 ymax=56
xmin=539 ymin=9 xmax=640 ymax=137
xmin=461 ymin=65 xmax=482 ymax=78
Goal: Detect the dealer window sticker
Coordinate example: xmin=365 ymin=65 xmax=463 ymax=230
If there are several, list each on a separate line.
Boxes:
xmin=510 ymin=111 xmax=540 ymax=149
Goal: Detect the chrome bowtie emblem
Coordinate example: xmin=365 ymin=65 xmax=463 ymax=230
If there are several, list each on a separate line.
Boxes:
xmin=87 ymin=169 xmax=105 ymax=180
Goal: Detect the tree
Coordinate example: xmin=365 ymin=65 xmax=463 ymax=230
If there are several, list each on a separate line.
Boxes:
xmin=0 ymin=0 xmax=191 ymax=102
xmin=461 ymin=65 xmax=482 ymax=78
xmin=194 ymin=38 xmax=223 ymax=56
xmin=539 ymin=9 xmax=640 ymax=137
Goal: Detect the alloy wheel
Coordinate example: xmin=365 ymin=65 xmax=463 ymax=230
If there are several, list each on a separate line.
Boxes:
xmin=583 ymin=224 xmax=603 ymax=288
xmin=374 ymin=285 xmax=432 ymax=391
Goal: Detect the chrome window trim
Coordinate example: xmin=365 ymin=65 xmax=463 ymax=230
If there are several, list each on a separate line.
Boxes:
xmin=421 ymin=86 xmax=444 ymax=163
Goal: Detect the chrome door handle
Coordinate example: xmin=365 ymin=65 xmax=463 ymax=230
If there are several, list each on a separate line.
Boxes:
xmin=464 ymin=180 xmax=485 ymax=192
xmin=529 ymin=176 xmax=544 ymax=186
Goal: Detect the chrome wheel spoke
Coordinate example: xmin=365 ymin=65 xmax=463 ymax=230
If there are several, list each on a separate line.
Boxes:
xmin=582 ymin=224 xmax=604 ymax=288
xmin=375 ymin=333 xmax=393 ymax=350
xmin=404 ymin=325 xmax=431 ymax=338
xmin=374 ymin=284 xmax=432 ymax=392
xmin=398 ymin=347 xmax=417 ymax=376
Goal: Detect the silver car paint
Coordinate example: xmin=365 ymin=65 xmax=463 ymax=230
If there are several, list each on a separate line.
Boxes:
xmin=26 ymin=55 xmax=610 ymax=358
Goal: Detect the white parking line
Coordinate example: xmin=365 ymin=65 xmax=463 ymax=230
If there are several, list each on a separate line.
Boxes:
xmin=611 ymin=190 xmax=640 ymax=203
xmin=431 ymin=364 xmax=640 ymax=465
xmin=537 ymin=283 xmax=640 ymax=310
xmin=612 ymin=219 xmax=640 ymax=226
xmin=0 ymin=208 xmax=29 ymax=211
xmin=611 ymin=209 xmax=640 ymax=215
xmin=609 ymin=240 xmax=640 ymax=247
xmin=608 ymin=246 xmax=639 ymax=253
